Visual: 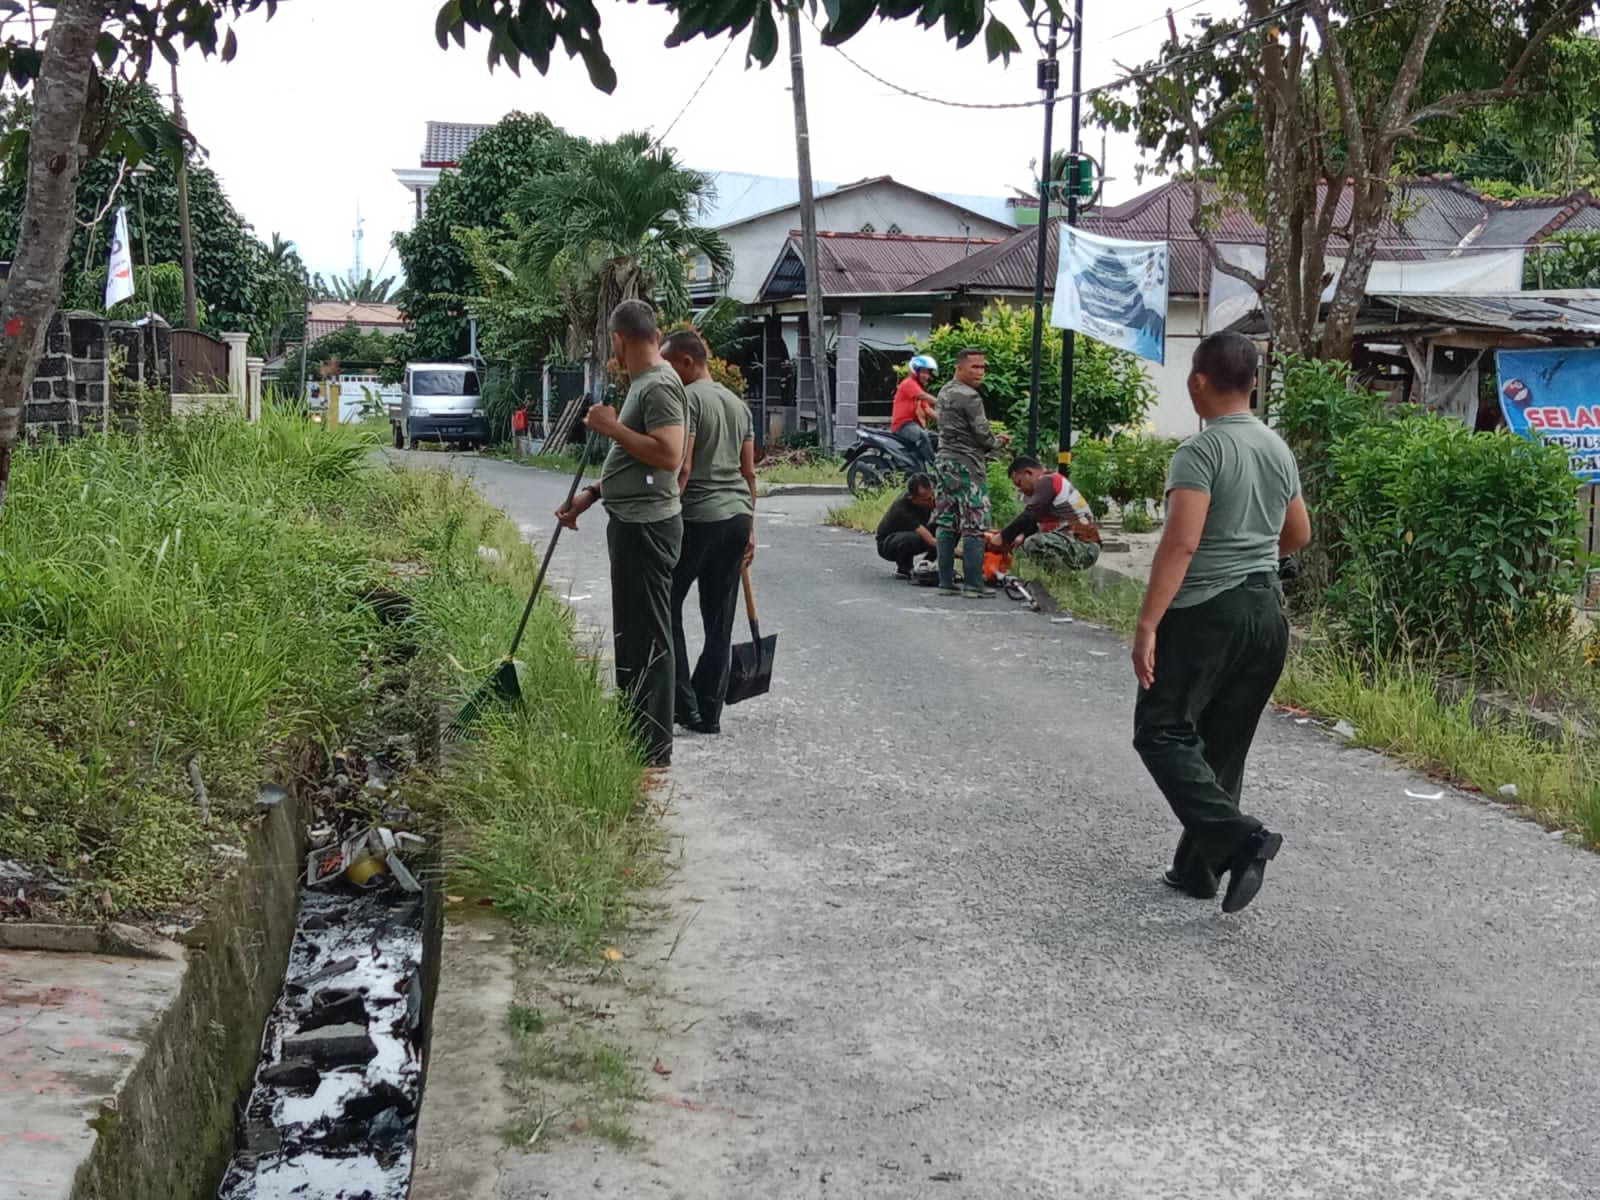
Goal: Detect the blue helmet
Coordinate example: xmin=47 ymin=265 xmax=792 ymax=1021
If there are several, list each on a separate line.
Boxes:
xmin=909 ymin=354 xmax=938 ymax=374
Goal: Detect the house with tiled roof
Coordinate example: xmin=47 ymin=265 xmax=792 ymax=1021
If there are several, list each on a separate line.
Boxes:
xmin=392 ymin=121 xmax=495 ymax=222
xmin=912 ymin=178 xmax=1600 ymax=435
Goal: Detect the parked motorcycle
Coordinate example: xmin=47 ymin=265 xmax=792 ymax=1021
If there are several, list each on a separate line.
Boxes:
xmin=840 ymin=427 xmax=938 ymax=495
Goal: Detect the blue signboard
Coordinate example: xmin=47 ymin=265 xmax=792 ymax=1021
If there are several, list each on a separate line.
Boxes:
xmin=1496 ymin=347 xmax=1600 ymax=483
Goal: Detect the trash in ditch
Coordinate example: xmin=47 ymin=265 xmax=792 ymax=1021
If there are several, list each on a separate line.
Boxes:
xmin=216 ymin=881 xmax=426 ymax=1200
xmin=308 ymin=825 xmax=425 ymax=890
xmin=1404 ymin=788 xmax=1446 ymax=801
xmin=1498 ymin=783 xmax=1520 ymax=799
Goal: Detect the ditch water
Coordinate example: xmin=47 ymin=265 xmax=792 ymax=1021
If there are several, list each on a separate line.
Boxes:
xmin=216 ymin=748 xmax=435 ymax=1200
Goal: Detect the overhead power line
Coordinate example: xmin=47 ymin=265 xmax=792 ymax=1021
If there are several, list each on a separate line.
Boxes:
xmin=651 ymin=37 xmax=736 ymax=151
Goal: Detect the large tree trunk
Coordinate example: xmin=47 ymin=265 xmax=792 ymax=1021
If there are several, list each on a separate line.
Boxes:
xmin=0 ymin=0 xmax=108 ymax=520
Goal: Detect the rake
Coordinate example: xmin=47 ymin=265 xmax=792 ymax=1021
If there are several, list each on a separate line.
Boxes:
xmin=448 ymin=425 xmax=596 ymax=737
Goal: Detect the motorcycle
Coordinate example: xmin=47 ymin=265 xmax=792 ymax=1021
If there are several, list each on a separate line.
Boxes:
xmin=840 ymin=426 xmax=938 ymax=495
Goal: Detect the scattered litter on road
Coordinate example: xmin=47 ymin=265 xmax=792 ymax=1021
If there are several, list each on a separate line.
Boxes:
xmin=929 ymin=1171 xmax=964 ymax=1183
xmin=1294 ymin=718 xmax=1313 ymax=725
xmin=1088 ymin=650 xmax=1109 ymax=657
xmin=1405 ymin=788 xmax=1446 ymax=801
xmin=1499 ymin=784 xmax=1520 ymax=799
xmin=1333 ymin=720 xmax=1357 ymax=739
xmin=1051 ymin=616 xmax=1074 ymax=624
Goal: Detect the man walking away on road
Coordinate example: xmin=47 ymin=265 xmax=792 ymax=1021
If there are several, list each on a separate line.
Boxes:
xmin=662 ymin=330 xmax=756 ymax=736
xmin=892 ymin=355 xmax=940 ymax=469
xmin=991 ymin=455 xmax=1101 ymax=575
xmin=934 ymin=348 xmax=1009 ymax=598
xmin=555 ymin=300 xmax=687 ymax=768
xmin=1131 ymin=331 xmax=1311 ymax=914
xmin=875 ymin=472 xmax=937 ymax=579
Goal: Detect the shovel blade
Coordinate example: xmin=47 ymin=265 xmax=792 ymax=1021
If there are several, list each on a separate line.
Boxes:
xmin=725 ymin=634 xmax=777 ymax=706
xmin=446 ymin=658 xmax=522 ymax=739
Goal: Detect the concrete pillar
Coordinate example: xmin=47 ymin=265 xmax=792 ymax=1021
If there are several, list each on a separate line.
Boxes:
xmin=833 ymin=303 xmax=860 ymax=452
xmin=761 ymin=314 xmax=786 ymax=445
xmin=223 ymin=331 xmax=249 ymax=412
xmin=246 ymin=356 xmax=264 ymax=423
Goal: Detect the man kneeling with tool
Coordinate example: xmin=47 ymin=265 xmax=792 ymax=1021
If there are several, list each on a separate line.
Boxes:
xmin=989 ymin=455 xmax=1102 ymax=573
xmin=875 ymin=472 xmax=937 ymax=579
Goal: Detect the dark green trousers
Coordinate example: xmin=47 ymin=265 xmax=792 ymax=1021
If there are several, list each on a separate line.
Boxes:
xmin=607 ymin=514 xmax=683 ymax=767
xmin=1133 ymin=575 xmax=1289 ymax=888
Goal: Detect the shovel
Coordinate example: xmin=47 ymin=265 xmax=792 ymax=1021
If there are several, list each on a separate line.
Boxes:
xmin=448 ymin=424 xmax=595 ymax=736
xmin=725 ymin=563 xmax=777 ymax=706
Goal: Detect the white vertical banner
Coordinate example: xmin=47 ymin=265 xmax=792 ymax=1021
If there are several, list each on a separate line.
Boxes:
xmin=1051 ymin=225 xmax=1170 ymax=364
xmin=104 ymin=206 xmax=134 ymax=310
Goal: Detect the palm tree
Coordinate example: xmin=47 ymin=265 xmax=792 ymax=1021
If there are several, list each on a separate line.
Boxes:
xmin=309 ymin=269 xmax=399 ymax=305
xmin=256 ymin=233 xmax=308 ymax=357
xmin=515 ymin=132 xmax=731 ymax=373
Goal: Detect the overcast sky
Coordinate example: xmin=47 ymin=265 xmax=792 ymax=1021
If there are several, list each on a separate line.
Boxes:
xmin=172 ymin=0 xmax=1205 ymax=283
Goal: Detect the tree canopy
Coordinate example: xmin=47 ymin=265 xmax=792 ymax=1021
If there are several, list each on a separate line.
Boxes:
xmin=1094 ymin=0 xmax=1600 ymax=359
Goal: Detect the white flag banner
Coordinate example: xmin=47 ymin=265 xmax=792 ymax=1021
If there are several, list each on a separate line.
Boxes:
xmin=1051 ymin=225 xmax=1170 ymax=364
xmin=104 ymin=206 xmax=134 ymax=310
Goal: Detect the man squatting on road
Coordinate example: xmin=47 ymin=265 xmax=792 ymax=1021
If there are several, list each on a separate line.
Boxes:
xmin=556 ymin=300 xmax=687 ymax=769
xmin=874 ymin=472 xmax=937 ymax=578
xmin=934 ymin=347 xmax=1011 ymax=597
xmin=989 ymin=455 xmax=1102 ymax=574
xmin=1131 ymin=331 xmax=1312 ymax=914
xmin=661 ymin=329 xmax=758 ymax=737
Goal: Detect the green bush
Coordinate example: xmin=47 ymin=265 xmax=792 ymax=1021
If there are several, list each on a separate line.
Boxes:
xmin=1326 ymin=415 xmax=1581 ymax=669
xmin=987 ymin=460 xmax=1022 ymax=530
xmin=915 ymin=301 xmax=1154 ymax=445
xmin=1065 ymin=432 xmax=1178 ymax=521
xmin=1268 ymin=355 xmax=1390 ymax=597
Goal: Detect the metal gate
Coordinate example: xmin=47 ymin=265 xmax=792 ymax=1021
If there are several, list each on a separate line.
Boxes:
xmin=171 ymin=329 xmax=229 ymax=394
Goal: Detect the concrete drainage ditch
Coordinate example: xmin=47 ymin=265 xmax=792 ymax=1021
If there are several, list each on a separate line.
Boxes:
xmin=216 ymin=752 xmax=439 ymax=1200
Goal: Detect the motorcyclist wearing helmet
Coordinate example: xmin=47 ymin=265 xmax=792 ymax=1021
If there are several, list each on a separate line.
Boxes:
xmin=892 ymin=354 xmax=939 ymax=469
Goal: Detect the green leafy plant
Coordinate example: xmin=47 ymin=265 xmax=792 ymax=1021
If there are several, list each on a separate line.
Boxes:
xmin=1326 ymin=415 xmax=1581 ymax=670
xmin=1064 ymin=432 xmax=1176 ymax=522
xmin=914 ymin=302 xmax=1154 ymax=446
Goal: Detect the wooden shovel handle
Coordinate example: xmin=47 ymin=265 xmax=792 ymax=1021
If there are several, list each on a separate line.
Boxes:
xmin=741 ymin=563 xmax=759 ymax=625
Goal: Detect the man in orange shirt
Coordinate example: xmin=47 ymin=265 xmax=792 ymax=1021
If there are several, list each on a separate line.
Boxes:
xmin=891 ymin=354 xmax=939 ymax=469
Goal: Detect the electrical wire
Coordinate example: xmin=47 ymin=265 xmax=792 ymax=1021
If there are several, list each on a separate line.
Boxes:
xmin=818 ymin=1 xmax=1308 ymax=111
xmin=651 ymin=37 xmax=735 ymax=151
xmin=1106 ymin=0 xmax=1209 ymax=42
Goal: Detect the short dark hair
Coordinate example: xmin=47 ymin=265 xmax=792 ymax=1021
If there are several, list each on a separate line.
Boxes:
xmin=609 ymin=299 xmax=659 ymax=343
xmin=661 ymin=329 xmax=708 ymax=363
xmin=956 ymin=347 xmax=985 ymax=364
xmin=906 ymin=472 xmax=934 ymax=496
xmin=1192 ymin=332 xmax=1258 ymax=395
xmin=1008 ymin=455 xmax=1043 ymax=475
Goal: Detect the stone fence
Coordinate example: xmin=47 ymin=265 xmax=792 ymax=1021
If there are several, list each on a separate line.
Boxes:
xmin=23 ymin=311 xmax=263 ymax=445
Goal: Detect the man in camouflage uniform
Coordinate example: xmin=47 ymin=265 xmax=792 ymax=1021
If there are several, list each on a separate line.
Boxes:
xmin=992 ymin=454 xmax=1103 ymax=574
xmin=933 ymin=347 xmax=1009 ymax=597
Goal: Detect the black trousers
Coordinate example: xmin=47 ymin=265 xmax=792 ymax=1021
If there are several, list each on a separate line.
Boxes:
xmin=877 ymin=530 xmax=932 ymax=573
xmin=607 ymin=514 xmax=683 ymax=767
xmin=670 ymin=513 xmax=752 ymax=727
xmin=1132 ymin=576 xmax=1289 ymax=888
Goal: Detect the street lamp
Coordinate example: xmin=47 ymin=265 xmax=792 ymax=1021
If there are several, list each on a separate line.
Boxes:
xmin=1023 ymin=1 xmax=1086 ymax=471
xmin=1024 ymin=9 xmax=1061 ymax=459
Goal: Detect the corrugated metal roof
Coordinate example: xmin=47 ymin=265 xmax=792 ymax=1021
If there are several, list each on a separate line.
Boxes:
xmin=927 ymin=180 xmax=1600 ymax=299
xmin=422 ymin=121 xmax=493 ymax=166
xmin=760 ymin=232 xmax=1005 ymax=300
xmin=1367 ymin=292 xmax=1600 ymax=334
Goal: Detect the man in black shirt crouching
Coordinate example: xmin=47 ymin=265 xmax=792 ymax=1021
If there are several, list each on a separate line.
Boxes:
xmin=875 ymin=473 xmax=937 ymax=579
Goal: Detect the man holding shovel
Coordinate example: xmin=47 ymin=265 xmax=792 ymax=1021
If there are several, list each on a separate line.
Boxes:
xmin=556 ymin=300 xmax=687 ymax=768
xmin=662 ymin=329 xmax=757 ymax=736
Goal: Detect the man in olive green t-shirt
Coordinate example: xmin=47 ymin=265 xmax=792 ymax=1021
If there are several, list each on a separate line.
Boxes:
xmin=1131 ymin=332 xmax=1311 ymax=915
xmin=556 ymin=300 xmax=686 ymax=768
xmin=662 ymin=330 xmax=757 ymax=735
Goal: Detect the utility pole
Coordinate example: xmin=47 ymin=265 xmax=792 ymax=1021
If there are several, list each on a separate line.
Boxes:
xmin=1025 ymin=15 xmax=1060 ymax=458
xmin=170 ymin=61 xmax=198 ymax=330
xmin=786 ymin=5 xmax=833 ymax=452
xmin=1058 ymin=0 xmax=1084 ymax=474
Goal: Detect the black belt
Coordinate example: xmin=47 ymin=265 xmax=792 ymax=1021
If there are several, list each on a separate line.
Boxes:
xmin=1241 ymin=570 xmax=1276 ymax=588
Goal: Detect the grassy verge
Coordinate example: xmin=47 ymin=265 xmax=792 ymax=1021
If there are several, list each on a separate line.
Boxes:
xmin=824 ymin=493 xmax=1600 ymax=843
xmin=502 ymin=1002 xmax=641 ymax=1149
xmin=758 ymin=460 xmax=845 ymax=485
xmin=0 ymin=412 xmax=646 ymax=947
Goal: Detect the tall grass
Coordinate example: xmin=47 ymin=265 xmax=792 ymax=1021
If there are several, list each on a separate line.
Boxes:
xmin=0 ymin=412 xmax=647 ymax=936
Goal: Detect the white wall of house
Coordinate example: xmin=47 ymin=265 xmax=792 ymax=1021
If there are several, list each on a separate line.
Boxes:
xmin=1140 ymin=298 xmax=1205 ymax=441
xmin=721 ymin=186 xmax=1014 ymax=303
